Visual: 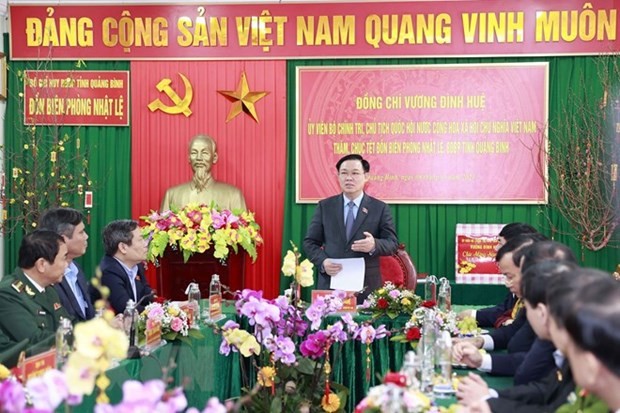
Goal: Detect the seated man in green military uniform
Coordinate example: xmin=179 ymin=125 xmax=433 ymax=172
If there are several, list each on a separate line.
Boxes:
xmin=0 ymin=230 xmax=72 ymax=355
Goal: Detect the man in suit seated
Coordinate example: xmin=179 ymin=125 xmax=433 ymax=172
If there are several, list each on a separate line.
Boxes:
xmin=456 ymin=266 xmax=604 ymax=413
xmin=0 ymin=230 xmax=71 ymax=353
xmin=39 ymin=207 xmax=95 ymax=321
xmin=100 ymin=219 xmax=154 ymax=314
xmin=453 ymin=235 xmax=547 ymax=381
xmin=303 ymin=154 xmax=399 ymax=303
xmin=557 ymin=270 xmax=620 ymax=413
xmin=458 ymin=223 xmax=541 ymax=328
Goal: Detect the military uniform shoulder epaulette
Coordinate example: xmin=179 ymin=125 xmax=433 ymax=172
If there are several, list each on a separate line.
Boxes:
xmin=10 ymin=280 xmax=35 ymax=296
xmin=11 ymin=280 xmax=24 ymax=293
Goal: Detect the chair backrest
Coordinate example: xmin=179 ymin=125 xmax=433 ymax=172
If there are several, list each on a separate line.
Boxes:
xmin=379 ymin=244 xmax=417 ymax=290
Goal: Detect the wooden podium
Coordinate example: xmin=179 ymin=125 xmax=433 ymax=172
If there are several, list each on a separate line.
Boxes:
xmin=156 ymin=248 xmax=245 ymax=301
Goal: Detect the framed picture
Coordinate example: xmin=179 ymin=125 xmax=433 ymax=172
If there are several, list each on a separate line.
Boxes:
xmin=0 ymin=53 xmax=6 ymax=100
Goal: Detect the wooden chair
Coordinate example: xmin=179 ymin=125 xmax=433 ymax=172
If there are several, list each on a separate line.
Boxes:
xmin=379 ymin=243 xmax=417 ymax=290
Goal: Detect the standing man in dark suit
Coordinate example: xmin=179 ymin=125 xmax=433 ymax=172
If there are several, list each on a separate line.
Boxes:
xmin=100 ymin=219 xmax=153 ymax=314
xmin=39 ymin=208 xmax=95 ymax=321
xmin=303 ymin=154 xmax=399 ymax=303
xmin=0 ymin=230 xmax=71 ymax=352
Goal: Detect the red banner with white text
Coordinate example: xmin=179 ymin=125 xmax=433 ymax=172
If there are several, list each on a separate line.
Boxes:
xmin=9 ymin=0 xmax=620 ymax=60
xmin=296 ymin=63 xmax=548 ymax=204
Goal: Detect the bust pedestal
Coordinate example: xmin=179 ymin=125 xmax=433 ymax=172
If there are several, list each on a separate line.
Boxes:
xmin=156 ymin=248 xmax=245 ymax=301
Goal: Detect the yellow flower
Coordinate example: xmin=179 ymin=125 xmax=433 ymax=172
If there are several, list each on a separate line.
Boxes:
xmin=180 ymin=229 xmax=198 ymax=250
xmin=377 ymin=288 xmax=385 ymax=295
xmin=73 ymin=318 xmax=129 ymax=360
xmin=296 ymin=259 xmax=315 ymax=287
xmin=0 ymin=364 xmax=10 ymax=380
xmin=167 ymin=305 xmax=180 ymax=317
xmin=223 ymin=328 xmax=261 ymax=357
xmin=417 ymin=391 xmax=431 ymax=409
xmin=168 ymin=227 xmax=185 ymax=242
xmin=65 ymin=352 xmax=99 ymax=396
xmin=401 ymin=298 xmax=411 ymax=306
xmin=321 ymin=393 xmax=341 ymax=412
xmin=257 ymin=366 xmax=276 ymax=387
xmin=281 ymin=250 xmax=296 ymax=277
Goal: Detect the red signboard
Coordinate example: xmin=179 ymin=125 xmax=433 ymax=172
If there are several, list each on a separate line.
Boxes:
xmin=9 ymin=1 xmax=620 ymax=60
xmin=455 ymin=223 xmax=504 ymax=284
xmin=23 ymin=70 xmax=129 ymax=126
xmin=297 ymin=63 xmax=548 ymax=204
xmin=12 ymin=348 xmax=56 ymax=383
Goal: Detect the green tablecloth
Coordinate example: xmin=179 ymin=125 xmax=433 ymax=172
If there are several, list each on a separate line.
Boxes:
xmin=73 ymin=302 xmax=513 ymax=412
xmin=73 ymin=302 xmax=241 ymax=412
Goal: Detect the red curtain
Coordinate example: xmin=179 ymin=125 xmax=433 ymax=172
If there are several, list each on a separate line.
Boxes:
xmin=130 ymin=60 xmax=287 ymax=298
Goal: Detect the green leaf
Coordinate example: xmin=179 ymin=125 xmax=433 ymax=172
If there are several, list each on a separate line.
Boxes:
xmin=387 ymin=311 xmax=399 ymax=319
xmin=295 ymin=357 xmax=316 ymax=375
xmin=270 ymin=396 xmax=282 ymax=413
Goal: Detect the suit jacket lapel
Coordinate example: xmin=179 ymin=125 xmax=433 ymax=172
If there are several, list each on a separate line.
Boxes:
xmin=336 ymin=196 xmax=348 ymax=242
xmin=349 ymin=195 xmax=370 ymax=241
xmin=58 ymin=278 xmax=83 ymax=319
xmin=75 ymin=270 xmax=94 ymax=318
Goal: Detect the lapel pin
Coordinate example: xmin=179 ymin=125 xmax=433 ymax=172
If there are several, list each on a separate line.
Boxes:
xmin=53 ymin=303 xmax=62 ymax=310
xmin=362 ymin=207 xmax=368 ymax=214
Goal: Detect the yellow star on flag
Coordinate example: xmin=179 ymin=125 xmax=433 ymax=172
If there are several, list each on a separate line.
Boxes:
xmin=218 ymin=72 xmax=269 ymax=123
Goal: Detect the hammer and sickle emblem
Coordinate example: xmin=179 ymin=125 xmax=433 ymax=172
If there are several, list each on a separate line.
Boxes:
xmin=147 ymin=73 xmax=194 ymax=117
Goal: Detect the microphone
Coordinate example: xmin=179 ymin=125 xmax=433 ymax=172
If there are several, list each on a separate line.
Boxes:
xmin=126 ymin=291 xmax=155 ymax=359
xmin=135 ymin=290 xmax=156 ymax=309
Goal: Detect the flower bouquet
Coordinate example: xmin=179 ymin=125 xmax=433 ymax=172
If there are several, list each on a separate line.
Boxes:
xmin=355 ymin=381 xmax=436 ymax=413
xmin=141 ymin=202 xmax=263 ymax=264
xmin=391 ymin=303 xmax=460 ymax=348
xmin=137 ymin=301 xmax=203 ymax=344
xmin=214 ymin=289 xmax=391 ymax=412
xmin=360 ymin=282 xmax=422 ymax=319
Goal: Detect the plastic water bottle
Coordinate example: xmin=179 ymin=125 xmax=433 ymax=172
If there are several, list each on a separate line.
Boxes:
xmin=123 ymin=299 xmax=139 ymax=347
xmin=187 ymin=282 xmax=201 ymax=328
xmin=434 ymin=330 xmax=453 ymax=398
xmin=55 ymin=317 xmax=73 ymax=368
xmin=438 ymin=277 xmax=452 ymax=311
xmin=400 ymin=351 xmax=420 ymax=391
xmin=425 ymin=274 xmax=438 ymax=303
xmin=206 ymin=274 xmax=222 ymax=321
xmin=418 ymin=308 xmax=437 ymax=395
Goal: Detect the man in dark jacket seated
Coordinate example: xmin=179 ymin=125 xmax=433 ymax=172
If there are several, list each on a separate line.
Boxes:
xmin=459 ymin=223 xmax=540 ymax=328
xmin=99 ymin=219 xmax=154 ymax=314
xmin=453 ymin=238 xmax=552 ymax=382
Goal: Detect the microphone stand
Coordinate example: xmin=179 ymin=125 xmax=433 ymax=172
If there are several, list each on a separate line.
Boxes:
xmin=126 ymin=291 xmax=156 ymax=359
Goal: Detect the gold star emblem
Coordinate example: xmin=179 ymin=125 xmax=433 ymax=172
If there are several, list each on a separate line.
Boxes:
xmin=218 ymin=72 xmax=269 ymax=123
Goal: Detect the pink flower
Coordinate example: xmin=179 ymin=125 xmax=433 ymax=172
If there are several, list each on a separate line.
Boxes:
xmin=147 ymin=305 xmax=164 ymax=320
xmin=300 ymin=331 xmax=329 ymax=359
xmin=170 ymin=317 xmax=183 ymax=332
xmin=186 ymin=210 xmax=203 ymax=225
xmin=211 ymin=210 xmax=227 ymax=229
